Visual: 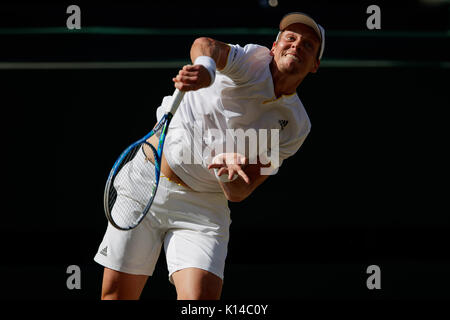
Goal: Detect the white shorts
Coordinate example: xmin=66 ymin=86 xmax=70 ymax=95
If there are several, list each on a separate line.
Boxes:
xmin=94 ymin=148 xmax=231 ymax=283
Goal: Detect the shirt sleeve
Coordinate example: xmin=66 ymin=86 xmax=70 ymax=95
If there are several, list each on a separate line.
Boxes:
xmin=262 ymin=118 xmax=311 ymax=175
xmin=219 ymin=43 xmax=271 ymax=85
xmin=155 ymin=95 xmax=174 ymax=121
xmin=279 ymin=130 xmax=310 ymax=163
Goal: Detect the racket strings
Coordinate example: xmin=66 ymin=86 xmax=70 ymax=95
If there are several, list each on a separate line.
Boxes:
xmin=107 ymin=143 xmax=158 ymax=229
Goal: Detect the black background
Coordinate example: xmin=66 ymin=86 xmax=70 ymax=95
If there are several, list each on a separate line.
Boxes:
xmin=1 ymin=0 xmax=449 ymax=308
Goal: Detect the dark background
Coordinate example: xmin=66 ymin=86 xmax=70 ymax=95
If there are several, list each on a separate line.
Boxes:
xmin=1 ymin=0 xmax=449 ymax=305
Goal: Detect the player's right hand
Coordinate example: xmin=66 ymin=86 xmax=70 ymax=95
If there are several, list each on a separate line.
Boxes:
xmin=173 ymin=64 xmax=212 ymax=91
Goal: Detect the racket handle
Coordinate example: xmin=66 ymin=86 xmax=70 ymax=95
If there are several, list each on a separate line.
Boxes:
xmin=168 ymin=89 xmax=186 ymax=115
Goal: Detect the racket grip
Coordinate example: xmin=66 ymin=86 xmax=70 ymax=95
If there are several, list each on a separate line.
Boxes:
xmin=168 ymin=89 xmax=186 ymax=115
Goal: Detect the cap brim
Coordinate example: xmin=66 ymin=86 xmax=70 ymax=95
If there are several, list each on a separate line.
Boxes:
xmin=279 ymin=12 xmax=321 ymax=42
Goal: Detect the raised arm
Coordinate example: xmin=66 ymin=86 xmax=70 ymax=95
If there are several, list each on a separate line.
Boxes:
xmin=173 ymin=38 xmax=270 ymax=202
xmin=173 ymin=37 xmax=230 ymax=91
xmin=190 ymin=37 xmax=230 ymax=70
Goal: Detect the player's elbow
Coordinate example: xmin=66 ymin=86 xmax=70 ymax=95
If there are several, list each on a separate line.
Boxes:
xmin=191 ymin=37 xmax=230 ymax=70
xmin=192 ymin=37 xmax=215 ymax=54
xmin=193 ymin=36 xmax=213 ymax=46
xmin=225 ymin=191 xmax=249 ymax=203
xmin=227 ymin=195 xmax=245 ymax=203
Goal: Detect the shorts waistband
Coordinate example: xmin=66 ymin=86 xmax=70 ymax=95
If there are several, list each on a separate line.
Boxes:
xmin=140 ymin=145 xmax=191 ymax=191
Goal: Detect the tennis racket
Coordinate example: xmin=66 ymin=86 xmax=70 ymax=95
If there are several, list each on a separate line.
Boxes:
xmin=104 ymin=89 xmax=185 ymax=230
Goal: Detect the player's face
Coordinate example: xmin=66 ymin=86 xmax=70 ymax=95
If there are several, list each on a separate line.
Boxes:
xmin=271 ymin=23 xmax=320 ymax=77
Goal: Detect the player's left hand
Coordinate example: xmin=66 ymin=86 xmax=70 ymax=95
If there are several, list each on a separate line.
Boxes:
xmin=208 ymin=153 xmax=250 ymax=184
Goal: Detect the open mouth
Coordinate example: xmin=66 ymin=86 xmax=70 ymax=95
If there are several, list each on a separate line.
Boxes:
xmin=285 ymin=53 xmax=300 ymax=62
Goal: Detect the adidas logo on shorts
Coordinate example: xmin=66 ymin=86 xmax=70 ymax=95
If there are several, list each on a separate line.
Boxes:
xmin=100 ymin=246 xmax=108 ymax=257
xmin=279 ymin=120 xmax=289 ymax=131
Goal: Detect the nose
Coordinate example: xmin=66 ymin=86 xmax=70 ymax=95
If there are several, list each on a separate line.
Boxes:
xmin=290 ymin=36 xmax=302 ymax=50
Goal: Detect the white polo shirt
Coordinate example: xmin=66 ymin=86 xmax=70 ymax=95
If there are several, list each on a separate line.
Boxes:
xmin=156 ymin=43 xmax=311 ymax=192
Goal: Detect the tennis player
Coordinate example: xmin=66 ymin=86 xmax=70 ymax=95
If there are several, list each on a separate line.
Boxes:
xmin=94 ymin=12 xmax=325 ymax=299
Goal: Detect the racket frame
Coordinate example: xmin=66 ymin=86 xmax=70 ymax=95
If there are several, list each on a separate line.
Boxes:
xmin=104 ymin=89 xmax=184 ymax=230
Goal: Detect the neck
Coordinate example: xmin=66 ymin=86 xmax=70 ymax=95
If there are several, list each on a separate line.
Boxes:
xmin=270 ymin=59 xmax=304 ymax=98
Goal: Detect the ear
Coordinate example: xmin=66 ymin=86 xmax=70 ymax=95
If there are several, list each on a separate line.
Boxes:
xmin=269 ymin=41 xmax=277 ymax=56
xmin=310 ymin=59 xmax=320 ymax=74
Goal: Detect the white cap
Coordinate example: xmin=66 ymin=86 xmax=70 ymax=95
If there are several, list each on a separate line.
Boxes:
xmin=277 ymin=12 xmax=325 ymax=60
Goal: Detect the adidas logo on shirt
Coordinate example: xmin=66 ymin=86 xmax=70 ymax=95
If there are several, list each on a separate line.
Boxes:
xmin=278 ymin=120 xmax=289 ymax=131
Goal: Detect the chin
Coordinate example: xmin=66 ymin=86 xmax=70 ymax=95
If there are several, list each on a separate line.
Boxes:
xmin=280 ymin=64 xmax=302 ymax=76
xmin=278 ymin=58 xmax=301 ymax=72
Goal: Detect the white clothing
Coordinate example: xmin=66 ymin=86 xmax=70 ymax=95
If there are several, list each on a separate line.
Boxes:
xmin=159 ymin=43 xmax=311 ymax=192
xmin=95 ymin=148 xmax=231 ymax=282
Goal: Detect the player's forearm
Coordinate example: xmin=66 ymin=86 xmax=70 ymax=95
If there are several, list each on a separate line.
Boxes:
xmin=190 ymin=37 xmax=229 ymax=70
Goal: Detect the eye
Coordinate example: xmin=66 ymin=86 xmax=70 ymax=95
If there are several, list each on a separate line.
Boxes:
xmin=304 ymin=41 xmax=313 ymax=50
xmin=285 ymin=34 xmax=296 ymax=41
